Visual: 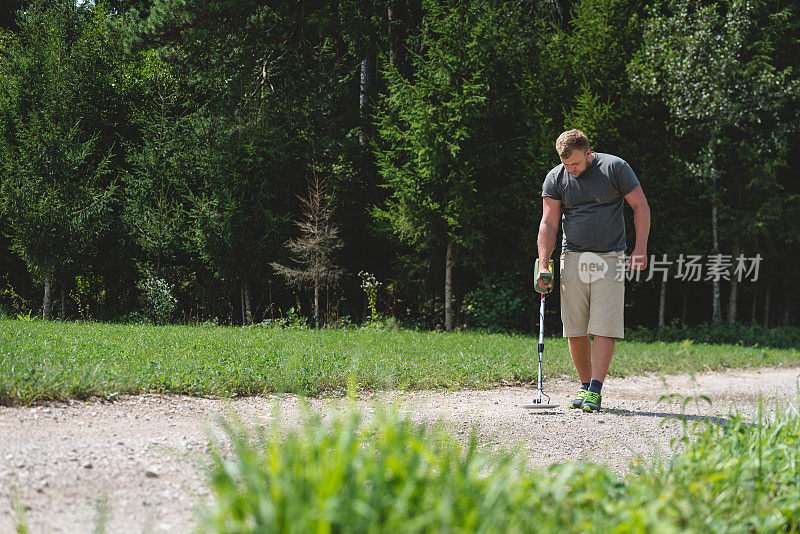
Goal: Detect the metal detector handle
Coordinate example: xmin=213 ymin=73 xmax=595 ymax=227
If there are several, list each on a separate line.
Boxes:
xmin=534 ymin=259 xmax=554 ymax=294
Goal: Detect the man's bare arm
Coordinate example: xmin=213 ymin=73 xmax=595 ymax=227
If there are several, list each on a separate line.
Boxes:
xmin=537 ymin=197 xmax=561 ymax=288
xmin=624 ymin=184 xmax=650 ymax=270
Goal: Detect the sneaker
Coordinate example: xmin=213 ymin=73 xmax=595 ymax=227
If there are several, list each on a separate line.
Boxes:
xmin=582 ymin=391 xmax=602 ymax=412
xmin=569 ymin=388 xmax=588 ymax=409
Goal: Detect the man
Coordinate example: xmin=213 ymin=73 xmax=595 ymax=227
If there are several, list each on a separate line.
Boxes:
xmin=536 ymin=129 xmax=650 ymax=412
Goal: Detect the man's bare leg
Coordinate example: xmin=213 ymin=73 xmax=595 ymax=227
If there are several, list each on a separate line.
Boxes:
xmin=590 ymin=335 xmax=616 ymax=383
xmin=568 ymin=336 xmax=592 ymax=383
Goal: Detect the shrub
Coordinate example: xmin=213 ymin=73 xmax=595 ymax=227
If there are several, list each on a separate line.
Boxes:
xmin=324 ymin=315 xmax=356 ymax=329
xmin=462 ymin=272 xmax=532 ymax=333
xmin=359 ymin=271 xmax=382 ymax=322
xmin=256 ymin=307 xmax=309 ymax=329
xmin=138 ymin=275 xmax=177 ymax=324
xmin=72 ymin=272 xmax=106 ymax=320
xmin=628 ymin=320 xmax=800 ymax=349
xmin=0 ymin=278 xmax=28 ymax=317
xmin=116 ymin=311 xmax=146 ymax=324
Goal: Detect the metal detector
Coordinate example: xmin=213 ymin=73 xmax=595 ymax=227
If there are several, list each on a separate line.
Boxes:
xmin=521 ymin=259 xmax=559 ymax=410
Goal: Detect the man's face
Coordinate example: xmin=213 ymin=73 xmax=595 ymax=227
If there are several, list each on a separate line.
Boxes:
xmin=560 ymin=149 xmax=593 ymax=177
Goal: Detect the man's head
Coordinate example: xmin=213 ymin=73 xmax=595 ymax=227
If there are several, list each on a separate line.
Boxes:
xmin=556 ymin=129 xmax=593 ymax=177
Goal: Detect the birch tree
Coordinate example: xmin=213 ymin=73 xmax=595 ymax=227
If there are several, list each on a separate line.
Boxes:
xmin=629 ymin=0 xmax=798 ymax=325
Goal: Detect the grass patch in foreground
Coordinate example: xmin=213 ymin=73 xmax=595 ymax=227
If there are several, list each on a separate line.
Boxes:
xmin=0 ymin=319 xmax=798 ymax=404
xmin=200 ymin=406 xmax=800 ymax=533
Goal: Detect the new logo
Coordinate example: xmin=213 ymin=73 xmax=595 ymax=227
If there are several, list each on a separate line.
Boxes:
xmin=577 ymin=252 xmax=609 ymax=283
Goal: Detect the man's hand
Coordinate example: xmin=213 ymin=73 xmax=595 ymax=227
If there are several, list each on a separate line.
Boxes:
xmin=628 ymin=249 xmax=648 ymax=271
xmin=536 ymin=268 xmax=553 ymax=291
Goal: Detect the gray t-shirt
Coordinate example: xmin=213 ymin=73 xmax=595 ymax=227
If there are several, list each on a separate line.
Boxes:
xmin=542 ymin=152 xmax=640 ymax=253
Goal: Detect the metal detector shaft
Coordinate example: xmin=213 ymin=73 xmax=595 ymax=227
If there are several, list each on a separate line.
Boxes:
xmin=522 ymin=261 xmax=558 ymax=409
xmin=537 ymin=292 xmax=545 ymax=402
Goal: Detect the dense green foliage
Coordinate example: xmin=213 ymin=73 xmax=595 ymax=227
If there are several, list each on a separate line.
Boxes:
xmin=0 ymin=0 xmax=798 ymax=332
xmin=1 ymin=319 xmax=798 ymax=405
xmin=201 ymin=405 xmax=800 ymax=532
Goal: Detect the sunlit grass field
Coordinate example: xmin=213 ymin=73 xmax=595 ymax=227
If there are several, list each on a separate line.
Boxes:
xmin=1 ymin=319 xmax=798 ymax=405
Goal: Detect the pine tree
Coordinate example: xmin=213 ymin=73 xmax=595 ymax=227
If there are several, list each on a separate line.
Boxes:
xmin=375 ymin=0 xmax=506 ymax=331
xmin=0 ymin=0 xmax=115 ymax=319
xmin=271 ymin=172 xmax=345 ymax=328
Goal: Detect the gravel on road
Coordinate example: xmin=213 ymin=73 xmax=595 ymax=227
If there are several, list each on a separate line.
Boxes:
xmin=2 ymin=366 xmax=799 ymax=533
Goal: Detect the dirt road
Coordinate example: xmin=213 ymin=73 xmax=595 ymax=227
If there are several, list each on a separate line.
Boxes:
xmin=2 ymin=366 xmax=799 ymax=533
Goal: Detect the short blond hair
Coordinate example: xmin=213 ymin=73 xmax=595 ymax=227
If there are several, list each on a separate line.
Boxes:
xmin=555 ymin=129 xmax=590 ymax=159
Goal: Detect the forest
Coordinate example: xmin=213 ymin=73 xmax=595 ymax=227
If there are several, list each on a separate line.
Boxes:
xmin=0 ymin=0 xmax=798 ymax=333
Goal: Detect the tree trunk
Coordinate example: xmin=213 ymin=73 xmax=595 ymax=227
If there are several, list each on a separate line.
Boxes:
xmin=314 ymin=278 xmax=320 ymax=328
xmin=658 ymin=279 xmax=667 ymax=331
xmin=554 ymin=0 xmax=572 ymax=30
xmin=782 ymin=299 xmax=792 ymax=327
xmin=60 ymin=282 xmax=66 ymax=320
xmin=728 ymin=278 xmax=739 ymax=325
xmin=763 ymin=284 xmax=770 ymax=329
xmin=711 ymin=204 xmax=722 ymax=325
xmin=387 ymin=1 xmax=395 ymax=67
xmin=326 ymin=281 xmax=331 ymax=325
xmin=681 ymin=287 xmax=688 ymax=325
xmin=387 ymin=0 xmax=410 ymax=71
xmin=727 ymin=243 xmax=740 ymax=325
xmin=359 ymin=47 xmax=376 ymax=147
xmin=750 ymin=287 xmax=757 ymax=325
xmin=43 ymin=273 xmax=52 ymax=320
xmin=727 ymin=277 xmax=738 ymax=326
xmin=240 ymin=282 xmax=246 ymax=326
xmin=444 ymin=239 xmax=453 ymax=332
xmin=244 ymin=281 xmax=252 ymax=326
xmin=268 ymin=279 xmax=274 ymax=320
xmin=403 ymin=0 xmax=423 ymax=76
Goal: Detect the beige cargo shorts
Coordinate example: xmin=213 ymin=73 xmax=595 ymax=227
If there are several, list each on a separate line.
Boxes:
xmin=559 ymin=250 xmax=625 ymax=339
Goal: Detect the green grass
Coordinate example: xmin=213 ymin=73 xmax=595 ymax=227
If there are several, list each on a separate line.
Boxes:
xmin=200 ymin=405 xmax=800 ymax=533
xmin=1 ymin=319 xmax=799 ymax=405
